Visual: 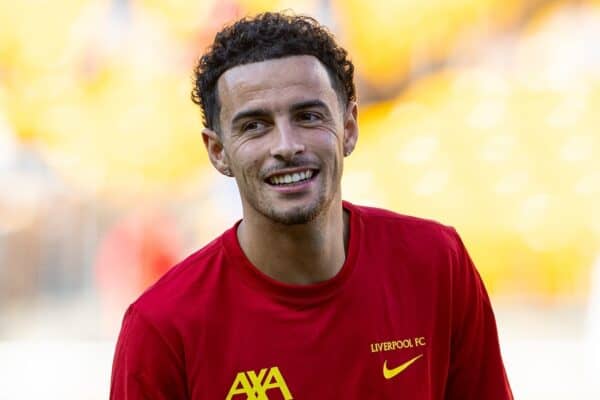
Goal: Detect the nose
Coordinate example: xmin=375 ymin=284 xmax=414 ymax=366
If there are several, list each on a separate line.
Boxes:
xmin=269 ymin=121 xmax=305 ymax=161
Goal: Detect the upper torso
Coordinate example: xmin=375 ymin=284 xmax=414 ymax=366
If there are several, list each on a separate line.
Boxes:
xmin=112 ymin=202 xmax=511 ymax=399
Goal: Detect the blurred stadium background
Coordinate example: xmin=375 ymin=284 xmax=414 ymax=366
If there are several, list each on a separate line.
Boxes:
xmin=0 ymin=0 xmax=599 ymax=398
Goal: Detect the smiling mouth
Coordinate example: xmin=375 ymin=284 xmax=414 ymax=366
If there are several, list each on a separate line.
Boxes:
xmin=266 ymin=169 xmax=318 ymax=186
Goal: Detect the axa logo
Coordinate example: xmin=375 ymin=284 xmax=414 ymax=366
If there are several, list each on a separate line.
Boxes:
xmin=226 ymin=366 xmax=293 ymax=400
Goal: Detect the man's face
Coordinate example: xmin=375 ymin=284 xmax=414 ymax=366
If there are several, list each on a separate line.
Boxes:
xmin=203 ymin=55 xmax=358 ymax=225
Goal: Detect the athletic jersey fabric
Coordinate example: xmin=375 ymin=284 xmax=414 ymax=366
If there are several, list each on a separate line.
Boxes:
xmin=110 ymin=201 xmax=513 ymax=399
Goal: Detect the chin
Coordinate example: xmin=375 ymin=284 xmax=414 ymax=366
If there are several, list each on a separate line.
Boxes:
xmin=272 ymin=210 xmax=318 ymax=225
xmin=262 ymin=198 xmax=329 ymax=226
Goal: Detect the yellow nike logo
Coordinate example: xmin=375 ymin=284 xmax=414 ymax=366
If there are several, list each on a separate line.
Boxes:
xmin=383 ymin=354 xmax=423 ymax=379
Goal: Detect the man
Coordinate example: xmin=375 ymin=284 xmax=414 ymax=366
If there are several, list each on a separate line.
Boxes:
xmin=110 ymin=12 xmax=513 ymax=399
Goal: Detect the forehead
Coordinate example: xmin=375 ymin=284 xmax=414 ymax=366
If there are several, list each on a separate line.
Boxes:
xmin=217 ymin=55 xmax=339 ymax=121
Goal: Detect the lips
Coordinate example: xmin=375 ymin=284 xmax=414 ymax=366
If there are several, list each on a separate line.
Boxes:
xmin=265 ymin=168 xmax=319 ymax=186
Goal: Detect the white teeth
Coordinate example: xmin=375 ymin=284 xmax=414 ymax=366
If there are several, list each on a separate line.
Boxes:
xmin=269 ymin=170 xmax=314 ymax=185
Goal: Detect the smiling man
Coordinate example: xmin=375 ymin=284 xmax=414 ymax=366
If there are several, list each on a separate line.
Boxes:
xmin=110 ymin=12 xmax=513 ymax=400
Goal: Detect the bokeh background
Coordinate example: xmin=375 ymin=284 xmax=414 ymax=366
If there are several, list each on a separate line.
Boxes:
xmin=1 ymin=0 xmax=599 ymax=398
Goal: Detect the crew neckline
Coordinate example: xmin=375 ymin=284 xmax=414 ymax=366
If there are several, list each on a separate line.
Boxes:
xmin=222 ymin=200 xmax=362 ymax=305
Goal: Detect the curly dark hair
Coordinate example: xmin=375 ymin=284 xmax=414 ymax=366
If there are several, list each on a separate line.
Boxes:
xmin=191 ymin=12 xmax=356 ymax=133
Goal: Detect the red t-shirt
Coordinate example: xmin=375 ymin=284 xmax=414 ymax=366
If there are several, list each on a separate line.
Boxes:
xmin=110 ymin=201 xmax=513 ymax=399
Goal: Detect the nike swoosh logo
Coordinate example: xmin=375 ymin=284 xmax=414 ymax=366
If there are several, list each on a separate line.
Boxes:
xmin=383 ymin=354 xmax=423 ymax=379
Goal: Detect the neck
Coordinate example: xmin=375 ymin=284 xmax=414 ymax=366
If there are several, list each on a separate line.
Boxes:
xmin=237 ymin=200 xmax=349 ymax=285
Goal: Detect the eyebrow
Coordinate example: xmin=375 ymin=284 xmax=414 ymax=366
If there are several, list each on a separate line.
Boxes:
xmin=289 ymin=99 xmax=330 ymax=114
xmin=231 ymin=108 xmax=271 ymax=127
xmin=230 ymin=99 xmax=332 ymax=126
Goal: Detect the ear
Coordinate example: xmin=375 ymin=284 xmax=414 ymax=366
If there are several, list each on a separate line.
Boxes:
xmin=342 ymin=101 xmax=358 ymax=157
xmin=202 ymin=128 xmax=232 ymax=177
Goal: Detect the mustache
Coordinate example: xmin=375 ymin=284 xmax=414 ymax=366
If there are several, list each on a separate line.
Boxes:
xmin=261 ymin=157 xmax=319 ymax=176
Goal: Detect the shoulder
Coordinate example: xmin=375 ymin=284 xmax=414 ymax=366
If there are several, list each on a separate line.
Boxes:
xmin=130 ymin=230 xmax=229 ymax=323
xmin=113 ymin=228 xmax=237 ymax=367
xmin=347 ymin=201 xmax=462 ymax=256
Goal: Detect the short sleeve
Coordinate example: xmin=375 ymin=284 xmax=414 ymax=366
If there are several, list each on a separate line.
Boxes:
xmin=444 ymin=228 xmax=513 ymax=400
xmin=110 ymin=304 xmax=188 ymax=399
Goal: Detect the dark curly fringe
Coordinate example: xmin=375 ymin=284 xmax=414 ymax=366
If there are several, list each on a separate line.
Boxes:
xmin=191 ymin=12 xmax=355 ymax=132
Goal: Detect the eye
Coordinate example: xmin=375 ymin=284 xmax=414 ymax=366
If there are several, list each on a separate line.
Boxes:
xmin=242 ymin=120 xmax=268 ymax=132
xmin=297 ymin=111 xmax=322 ymax=122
